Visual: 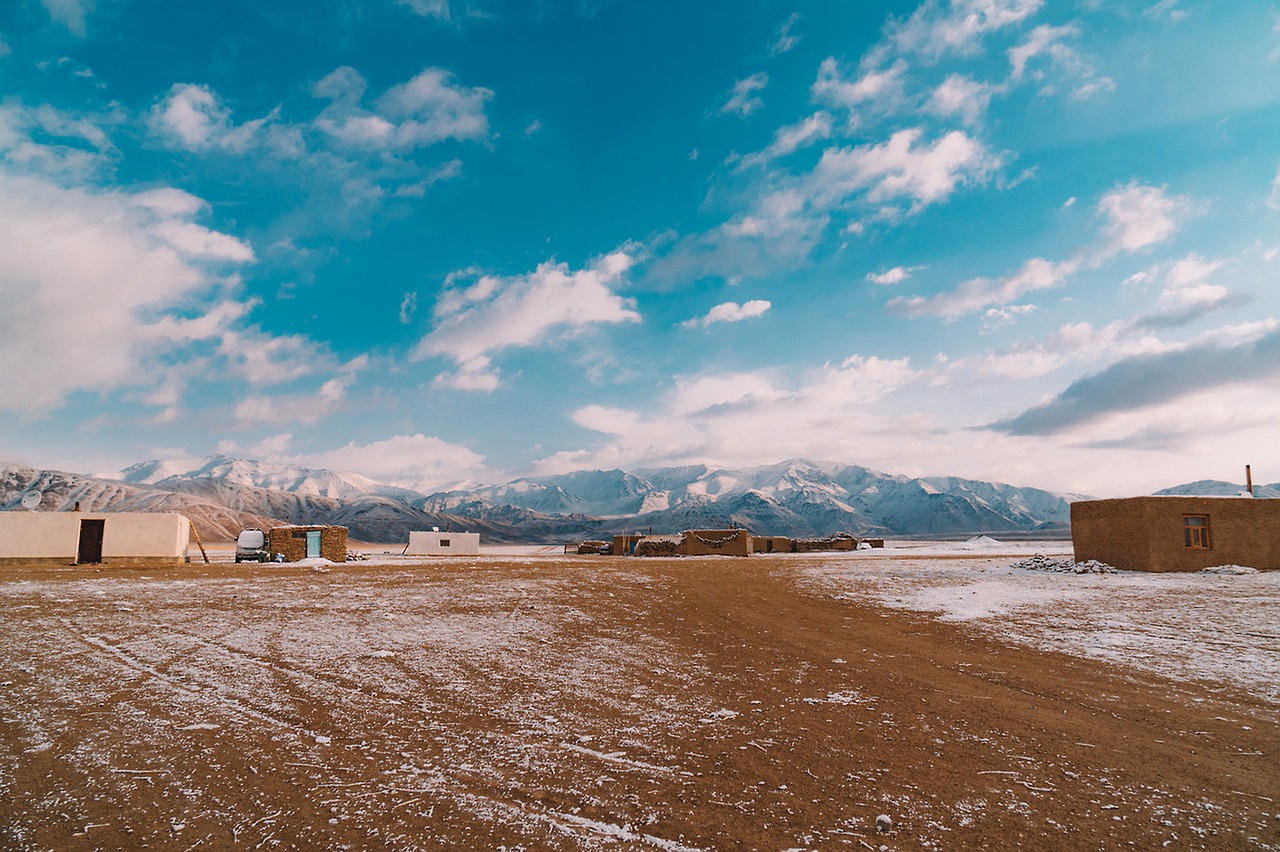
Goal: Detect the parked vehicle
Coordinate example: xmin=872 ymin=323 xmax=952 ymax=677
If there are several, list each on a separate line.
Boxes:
xmin=235 ymin=528 xmax=269 ymax=563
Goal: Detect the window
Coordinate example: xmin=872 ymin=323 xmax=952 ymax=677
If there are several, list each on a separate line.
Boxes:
xmin=440 ymin=539 xmax=450 ymax=547
xmin=1183 ymin=515 xmax=1211 ymax=549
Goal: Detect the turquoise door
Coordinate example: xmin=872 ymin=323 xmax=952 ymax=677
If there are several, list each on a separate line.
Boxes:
xmin=306 ymin=530 xmax=321 ymax=558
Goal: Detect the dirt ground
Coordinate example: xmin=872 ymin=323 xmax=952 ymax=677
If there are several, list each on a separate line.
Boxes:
xmin=0 ymin=555 xmax=1276 ymax=850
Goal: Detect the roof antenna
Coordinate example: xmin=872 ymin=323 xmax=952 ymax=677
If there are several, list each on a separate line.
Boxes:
xmin=1245 ymin=464 xmax=1253 ymax=497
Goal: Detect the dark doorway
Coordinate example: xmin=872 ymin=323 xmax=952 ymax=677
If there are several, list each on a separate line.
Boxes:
xmin=77 ymin=519 xmax=105 ymax=564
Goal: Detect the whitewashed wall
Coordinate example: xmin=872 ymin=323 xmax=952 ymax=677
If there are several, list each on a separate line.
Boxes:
xmin=0 ymin=512 xmax=190 ymax=562
xmin=406 ymin=531 xmax=480 ymax=556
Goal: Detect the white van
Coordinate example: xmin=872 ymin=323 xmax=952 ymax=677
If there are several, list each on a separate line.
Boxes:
xmin=235 ymin=528 xmax=269 ymax=563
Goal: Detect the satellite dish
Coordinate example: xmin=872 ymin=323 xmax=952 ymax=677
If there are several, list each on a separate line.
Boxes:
xmin=20 ymin=490 xmax=42 ymax=510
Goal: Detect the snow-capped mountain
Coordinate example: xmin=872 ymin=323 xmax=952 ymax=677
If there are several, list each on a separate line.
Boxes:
xmin=1154 ymin=480 xmax=1280 ymax=499
xmin=454 ymin=459 xmax=1080 ymax=537
xmin=5 ymin=455 xmax=1096 ymax=543
xmin=112 ymin=454 xmax=424 ymax=502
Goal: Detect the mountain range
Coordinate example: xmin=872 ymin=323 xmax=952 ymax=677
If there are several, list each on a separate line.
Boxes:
xmin=4 ymin=455 xmax=1262 ymax=545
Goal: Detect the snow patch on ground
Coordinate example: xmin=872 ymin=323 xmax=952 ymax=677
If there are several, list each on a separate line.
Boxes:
xmin=1202 ymin=565 xmax=1260 ymax=575
xmin=805 ymin=549 xmax=1280 ymax=706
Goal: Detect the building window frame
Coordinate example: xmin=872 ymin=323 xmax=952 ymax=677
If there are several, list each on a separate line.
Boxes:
xmin=1182 ymin=514 xmax=1211 ymax=549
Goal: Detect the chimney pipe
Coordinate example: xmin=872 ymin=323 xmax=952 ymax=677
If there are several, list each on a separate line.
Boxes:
xmin=1245 ymin=464 xmax=1253 ymax=497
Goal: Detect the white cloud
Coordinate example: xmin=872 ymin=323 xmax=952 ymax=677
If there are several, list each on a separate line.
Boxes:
xmin=314 ymin=67 xmax=491 ymax=150
xmin=148 ymin=84 xmax=281 ymax=154
xmin=769 ymin=13 xmax=802 ymax=56
xmin=0 ymin=173 xmax=257 ymax=412
xmin=737 ymin=112 xmax=832 ymax=169
xmin=651 ymin=129 xmax=995 ymax=286
xmin=982 ymin=302 xmax=1037 ymax=331
xmin=1097 ymin=181 xmax=1189 ymax=253
xmin=413 ymin=250 xmax=641 ymax=385
xmin=810 ymin=58 xmax=908 ymax=122
xmin=399 ymin=292 xmax=418 ymax=324
xmin=1008 ymin=23 xmax=1078 ymax=79
xmin=874 ymin=183 xmax=1190 ymax=320
xmin=226 ymin=353 xmax=365 ymax=426
xmin=398 ymin=0 xmax=450 ymax=20
xmin=866 ymin=265 xmax=925 ymax=285
xmin=41 ymin=0 xmax=93 ymax=36
xmin=432 ymin=356 xmax=501 ymax=392
xmin=682 ymin=299 xmax=772 ymax=329
xmin=0 ymin=101 xmax=116 ymax=180
xmin=1143 ymin=0 xmax=1189 ymax=22
xmin=1007 ymin=23 xmax=1114 ymax=100
xmin=927 ymin=74 xmax=997 ymax=126
xmin=721 ymin=73 xmax=769 ymax=118
xmin=891 ymin=0 xmax=1044 ymax=59
xmin=807 ymin=127 xmax=1000 ymax=212
xmin=646 ymin=189 xmax=827 ymax=285
xmin=286 ymin=434 xmax=489 ymax=490
xmin=533 ymin=355 xmax=923 ymax=473
xmin=889 ymin=256 xmax=1080 ymax=319
xmin=1268 ymin=163 xmax=1280 ymax=211
xmin=217 ymin=329 xmax=338 ymax=386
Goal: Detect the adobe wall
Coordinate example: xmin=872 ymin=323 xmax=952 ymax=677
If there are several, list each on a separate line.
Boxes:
xmin=1072 ymin=497 xmax=1280 ymax=572
xmin=267 ymin=526 xmax=348 ymax=563
xmin=679 ymin=529 xmax=753 ymax=557
xmin=0 ymin=512 xmax=190 ymax=564
xmin=611 ymin=534 xmax=644 ymax=555
xmin=752 ymin=536 xmax=795 ymax=554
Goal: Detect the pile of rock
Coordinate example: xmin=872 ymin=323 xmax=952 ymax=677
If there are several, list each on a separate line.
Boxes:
xmin=1011 ymin=554 xmax=1117 ymax=574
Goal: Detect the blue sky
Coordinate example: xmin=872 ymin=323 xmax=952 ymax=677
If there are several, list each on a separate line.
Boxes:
xmin=2 ymin=0 xmax=1278 ymax=497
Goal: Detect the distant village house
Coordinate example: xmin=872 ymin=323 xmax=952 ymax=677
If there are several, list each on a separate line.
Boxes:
xmin=267 ymin=525 xmax=347 ymax=563
xmin=406 ymin=530 xmax=480 ymax=556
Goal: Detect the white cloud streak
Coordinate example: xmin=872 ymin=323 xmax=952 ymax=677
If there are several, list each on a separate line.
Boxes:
xmin=890 ymin=0 xmax=1044 ymax=59
xmin=721 ymin=73 xmax=769 ymax=118
xmin=533 ymin=355 xmax=923 ymax=473
xmin=866 ymin=265 xmax=925 ymax=285
xmin=414 ymin=251 xmax=641 ymax=390
xmin=890 ymin=183 xmax=1192 ymax=318
xmin=314 ymin=67 xmax=491 ymax=150
xmin=682 ymin=300 xmax=772 ymax=329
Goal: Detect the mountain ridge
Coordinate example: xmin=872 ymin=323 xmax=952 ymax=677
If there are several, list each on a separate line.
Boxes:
xmin=0 ymin=455 xmax=1101 ymax=543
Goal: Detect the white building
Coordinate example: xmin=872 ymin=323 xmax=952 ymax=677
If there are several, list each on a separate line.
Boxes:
xmin=0 ymin=512 xmax=191 ymax=565
xmin=406 ymin=530 xmax=480 ymax=556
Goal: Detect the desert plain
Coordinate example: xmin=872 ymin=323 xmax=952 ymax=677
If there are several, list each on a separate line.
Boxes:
xmin=1 ymin=544 xmax=1277 ymax=850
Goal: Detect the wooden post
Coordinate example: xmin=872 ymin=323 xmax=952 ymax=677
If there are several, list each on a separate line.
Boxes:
xmin=188 ymin=520 xmax=210 ymax=564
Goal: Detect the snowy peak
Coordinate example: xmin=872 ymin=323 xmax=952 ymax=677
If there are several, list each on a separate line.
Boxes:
xmin=115 ymin=454 xmax=422 ymax=501
xmin=1155 ymin=480 xmax=1280 ymax=499
xmin=75 ymin=453 xmax=1087 ymax=538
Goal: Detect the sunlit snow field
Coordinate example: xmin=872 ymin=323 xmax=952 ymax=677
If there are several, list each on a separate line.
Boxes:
xmin=800 ymin=541 xmax=1280 ymax=707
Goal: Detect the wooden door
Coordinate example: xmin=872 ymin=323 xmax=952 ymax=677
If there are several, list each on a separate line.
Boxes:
xmin=77 ymin=519 xmax=105 ymax=564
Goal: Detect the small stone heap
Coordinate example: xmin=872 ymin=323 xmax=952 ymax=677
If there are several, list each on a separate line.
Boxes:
xmin=1011 ymin=554 xmax=1117 ymax=574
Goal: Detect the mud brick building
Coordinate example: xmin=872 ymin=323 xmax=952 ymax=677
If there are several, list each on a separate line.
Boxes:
xmin=1071 ymin=496 xmax=1280 ymax=572
xmin=267 ymin=525 xmax=347 ymax=563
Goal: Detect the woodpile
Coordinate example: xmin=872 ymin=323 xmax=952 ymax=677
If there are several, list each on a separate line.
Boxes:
xmin=635 ymin=538 xmax=680 ymax=557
